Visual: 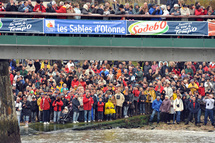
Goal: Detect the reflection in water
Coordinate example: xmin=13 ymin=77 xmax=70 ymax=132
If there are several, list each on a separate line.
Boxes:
xmin=21 ymin=128 xmax=215 ymax=143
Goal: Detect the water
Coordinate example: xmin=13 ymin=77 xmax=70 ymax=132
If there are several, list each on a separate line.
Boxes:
xmin=21 ymin=127 xmax=215 ymax=143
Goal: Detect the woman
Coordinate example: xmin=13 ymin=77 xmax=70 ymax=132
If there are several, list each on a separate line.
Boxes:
xmin=173 ymin=95 xmax=184 ymax=124
xmin=128 ymin=90 xmax=134 ymax=117
xmin=169 ymin=96 xmax=176 ymax=124
xmin=151 ymin=61 xmax=158 ymax=74
xmin=15 ymin=97 xmax=22 ymax=126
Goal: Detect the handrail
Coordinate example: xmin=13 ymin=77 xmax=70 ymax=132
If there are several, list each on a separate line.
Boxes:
xmin=1 ymin=11 xmax=215 ymax=19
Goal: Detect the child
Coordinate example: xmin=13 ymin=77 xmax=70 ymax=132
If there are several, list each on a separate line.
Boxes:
xmin=139 ymin=90 xmax=146 ymax=115
xmin=104 ymin=99 xmax=115 ymax=121
xmin=172 ymin=89 xmax=177 ymax=100
xmin=97 ymin=98 xmax=104 ymax=121
xmin=30 ymin=96 xmax=38 ymax=123
xmin=60 ymin=106 xmax=69 ymax=119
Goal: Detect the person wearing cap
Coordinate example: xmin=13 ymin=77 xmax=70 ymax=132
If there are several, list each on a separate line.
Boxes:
xmin=40 ymin=94 xmax=51 ymax=125
xmin=180 ymin=5 xmax=190 ymax=21
xmin=203 ymin=94 xmax=214 ymax=126
xmin=31 ymin=96 xmax=38 ymax=123
xmin=173 ymin=95 xmax=184 ymax=124
xmin=115 ymin=4 xmax=126 ymax=15
xmin=160 ymin=96 xmax=171 ymax=123
xmin=149 ymin=96 xmax=162 ymax=123
xmin=170 ymin=4 xmax=181 ymax=16
xmin=188 ymin=79 xmax=199 ymax=94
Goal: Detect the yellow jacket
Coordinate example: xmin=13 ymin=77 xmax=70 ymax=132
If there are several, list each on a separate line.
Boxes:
xmin=37 ymin=97 xmax=43 ymax=111
xmin=41 ymin=61 xmax=51 ymax=69
xmin=173 ymin=93 xmax=177 ymax=100
xmin=145 ymin=89 xmax=156 ymax=103
xmin=104 ymin=100 xmax=116 ymax=115
xmin=188 ymin=83 xmax=199 ymax=94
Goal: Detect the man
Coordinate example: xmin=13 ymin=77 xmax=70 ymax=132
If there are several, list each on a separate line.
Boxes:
xmin=132 ymin=3 xmax=144 ymax=14
xmin=18 ymin=1 xmax=33 ymax=12
xmin=33 ymin=0 xmax=46 ymax=13
xmin=114 ymin=89 xmax=125 ymax=119
xmin=115 ymin=4 xmax=125 ymax=15
xmin=22 ymin=96 xmax=31 ymax=127
xmin=185 ymin=96 xmax=200 ymax=125
xmin=170 ymin=4 xmax=180 ymax=16
xmin=56 ymin=1 xmax=67 ymax=19
xmin=15 ymin=97 xmax=22 ymax=126
xmin=72 ymin=94 xmax=80 ymax=123
xmin=203 ymin=94 xmax=214 ymax=126
xmin=149 ymin=4 xmax=162 ymax=21
xmin=185 ymin=65 xmax=194 ymax=77
xmin=6 ymin=0 xmax=18 ymax=11
xmin=149 ymin=96 xmax=162 ymax=123
xmin=160 ymin=96 xmax=171 ymax=123
xmin=83 ymin=92 xmax=94 ymax=123
xmin=52 ymin=96 xmax=63 ymax=123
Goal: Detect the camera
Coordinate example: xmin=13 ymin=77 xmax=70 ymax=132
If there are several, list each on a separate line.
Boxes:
xmin=176 ymin=104 xmax=180 ymax=107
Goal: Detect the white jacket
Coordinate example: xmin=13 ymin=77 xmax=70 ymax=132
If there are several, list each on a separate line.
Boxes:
xmin=14 ymin=101 xmax=22 ymax=116
xmin=164 ymin=86 xmax=173 ymax=98
xmin=173 ymin=98 xmax=184 ymax=111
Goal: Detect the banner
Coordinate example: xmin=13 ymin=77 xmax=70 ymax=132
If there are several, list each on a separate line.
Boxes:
xmin=208 ymin=21 xmax=215 ymax=36
xmin=0 ymin=18 xmax=43 ymax=33
xmin=44 ymin=19 xmax=126 ymax=35
xmin=127 ymin=21 xmax=208 ymax=36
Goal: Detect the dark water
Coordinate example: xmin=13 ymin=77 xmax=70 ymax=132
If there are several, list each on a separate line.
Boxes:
xmin=21 ymin=127 xmax=215 ymax=143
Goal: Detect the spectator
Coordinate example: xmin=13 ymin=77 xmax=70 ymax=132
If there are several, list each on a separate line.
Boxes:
xmin=52 ymin=96 xmax=63 ymax=123
xmin=115 ymin=4 xmax=125 ymax=15
xmin=180 ymin=5 xmax=190 ymax=21
xmin=195 ymin=5 xmax=207 ymax=21
xmin=124 ymin=3 xmax=129 ymax=13
xmin=149 ymin=4 xmax=163 ymax=20
xmin=97 ymin=98 xmax=104 ymax=121
xmin=83 ymin=92 xmax=94 ymax=122
xmin=104 ymin=98 xmax=115 ymax=121
xmin=139 ymin=89 xmax=146 ymax=115
xmin=15 ymin=97 xmax=22 ymax=126
xmin=33 ymin=0 xmax=46 ymax=13
xmin=160 ymin=96 xmax=171 ymax=123
xmin=40 ymin=94 xmax=51 ymax=125
xmin=72 ymin=94 xmax=80 ymax=123
xmin=189 ymin=4 xmax=195 ymax=15
xmin=173 ymin=95 xmax=184 ymax=124
xmin=26 ymin=61 xmax=36 ymax=72
xmin=73 ymin=3 xmax=81 ymax=20
xmin=6 ymin=0 xmax=18 ymax=11
xmin=132 ymin=3 xmax=144 ymax=15
xmin=149 ymin=96 xmax=162 ymax=123
xmin=31 ymin=96 xmax=38 ymax=123
xmin=18 ymin=1 xmax=33 ymax=13
xmin=22 ymin=96 xmax=31 ymax=127
xmin=82 ymin=4 xmax=90 ymax=14
xmin=170 ymin=4 xmax=181 ymax=16
xmin=56 ymin=1 xmax=67 ymax=19
xmin=185 ymin=96 xmax=200 ymax=125
xmin=166 ymin=0 xmax=178 ymax=9
xmin=203 ymin=94 xmax=214 ymax=126
xmin=115 ymin=89 xmax=125 ymax=119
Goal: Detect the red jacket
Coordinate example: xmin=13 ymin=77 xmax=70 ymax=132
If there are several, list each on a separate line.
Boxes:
xmin=195 ymin=9 xmax=207 ymax=21
xmin=52 ymin=99 xmax=64 ymax=111
xmin=10 ymin=73 xmax=14 ymax=85
xmin=33 ymin=4 xmax=46 ymax=18
xmin=40 ymin=97 xmax=51 ymax=110
xmin=198 ymin=86 xmax=205 ymax=96
xmin=71 ymin=79 xmax=79 ymax=88
xmin=0 ymin=7 xmax=5 ymax=17
xmin=155 ymin=86 xmax=164 ymax=93
xmin=132 ymin=89 xmax=140 ymax=97
xmin=97 ymin=101 xmax=104 ymax=112
xmin=80 ymin=81 xmax=86 ymax=90
xmin=56 ymin=5 xmax=67 ymax=19
xmin=83 ymin=96 xmax=94 ymax=110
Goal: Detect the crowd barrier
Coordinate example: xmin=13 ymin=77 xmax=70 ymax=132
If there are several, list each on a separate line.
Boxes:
xmin=0 ymin=18 xmax=214 ymax=36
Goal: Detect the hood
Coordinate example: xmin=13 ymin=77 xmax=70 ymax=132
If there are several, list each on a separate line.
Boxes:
xmin=134 ymin=3 xmax=138 ymax=8
xmin=47 ymin=3 xmax=52 ymax=8
xmin=83 ymin=4 xmax=88 ymax=11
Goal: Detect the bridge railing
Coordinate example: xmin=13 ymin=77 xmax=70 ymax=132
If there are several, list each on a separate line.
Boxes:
xmin=0 ymin=11 xmax=215 ymax=19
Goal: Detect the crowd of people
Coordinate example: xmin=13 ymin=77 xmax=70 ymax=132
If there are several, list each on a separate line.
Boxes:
xmin=0 ymin=0 xmax=214 ymax=20
xmin=12 ymin=59 xmax=215 ymax=128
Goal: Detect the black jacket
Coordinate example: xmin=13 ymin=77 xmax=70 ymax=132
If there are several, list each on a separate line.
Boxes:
xmin=139 ymin=92 xmax=146 ymax=104
xmin=30 ymin=100 xmax=38 ymax=112
xmin=92 ymin=94 xmax=98 ymax=109
xmin=72 ymin=98 xmax=80 ymax=112
xmin=124 ymin=94 xmax=129 ymax=106
xmin=22 ymin=101 xmax=31 ymax=116
xmin=61 ymin=98 xmax=68 ymax=110
xmin=188 ymin=101 xmax=200 ymax=114
xmin=6 ymin=3 xmax=18 ymax=11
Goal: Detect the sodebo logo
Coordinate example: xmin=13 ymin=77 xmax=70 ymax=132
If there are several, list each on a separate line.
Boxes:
xmin=128 ymin=21 xmax=169 ymax=35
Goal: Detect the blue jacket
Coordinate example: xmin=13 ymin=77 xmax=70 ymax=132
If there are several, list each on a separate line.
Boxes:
xmin=152 ymin=99 xmax=162 ymax=112
xmin=99 ymin=70 xmax=109 ymax=76
xmin=149 ymin=7 xmax=163 ymax=21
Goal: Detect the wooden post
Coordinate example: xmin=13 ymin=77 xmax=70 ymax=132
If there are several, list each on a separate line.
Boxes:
xmin=0 ymin=60 xmax=21 ymax=143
